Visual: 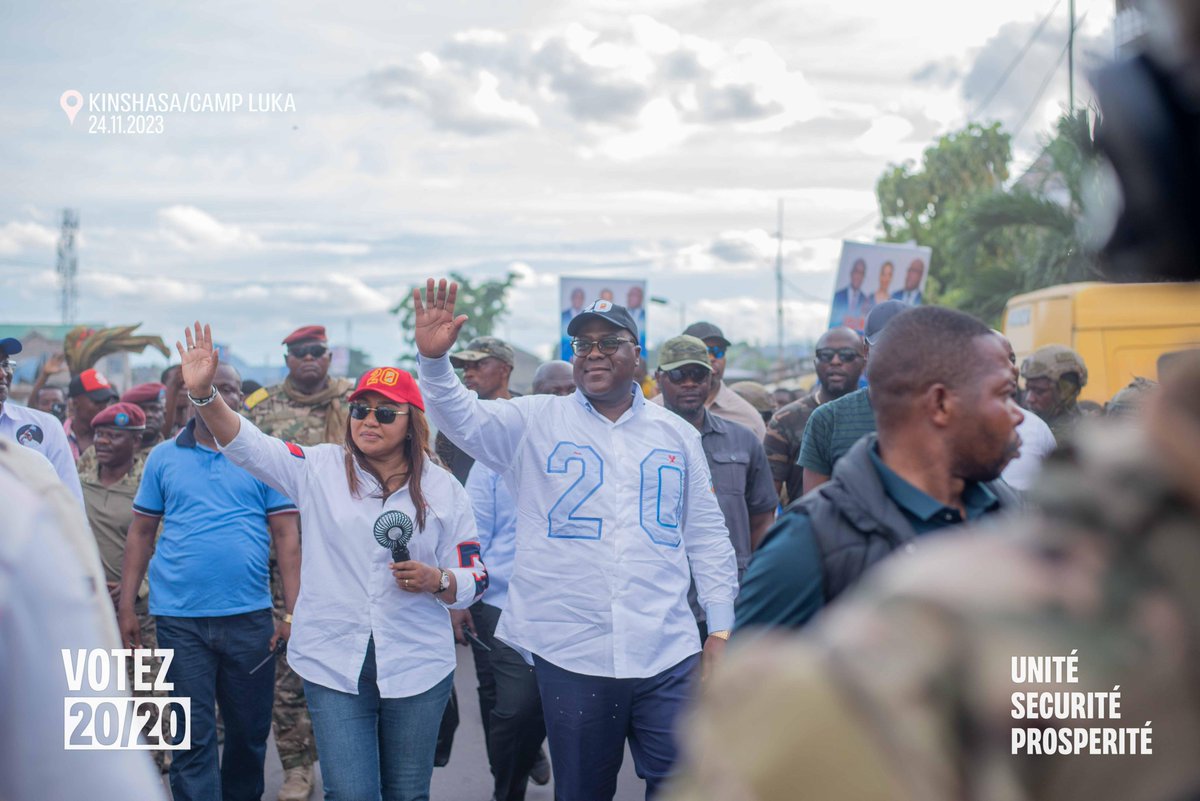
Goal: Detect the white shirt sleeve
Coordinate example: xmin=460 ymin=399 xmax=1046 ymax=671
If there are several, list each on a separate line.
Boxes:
xmin=40 ymin=416 xmax=85 ymax=508
xmin=417 ymin=354 xmax=528 ymax=475
xmin=219 ymin=414 xmax=310 ymax=501
xmin=433 ymin=475 xmax=488 ymax=609
xmin=680 ymin=433 xmax=739 ymax=631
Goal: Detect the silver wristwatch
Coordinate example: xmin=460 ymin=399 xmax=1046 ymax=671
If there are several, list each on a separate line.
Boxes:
xmin=437 ymin=569 xmax=451 ymax=593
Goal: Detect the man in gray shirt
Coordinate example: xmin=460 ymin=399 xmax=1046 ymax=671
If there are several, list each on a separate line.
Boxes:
xmin=656 ymin=335 xmax=776 ymax=637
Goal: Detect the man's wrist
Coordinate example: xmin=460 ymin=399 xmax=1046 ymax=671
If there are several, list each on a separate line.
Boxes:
xmin=280 ymin=612 xmax=293 ymax=624
xmin=707 ymin=629 xmax=731 ymax=641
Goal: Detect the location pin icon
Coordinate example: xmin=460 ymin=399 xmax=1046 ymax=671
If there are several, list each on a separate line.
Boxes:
xmin=60 ymin=90 xmax=83 ymax=125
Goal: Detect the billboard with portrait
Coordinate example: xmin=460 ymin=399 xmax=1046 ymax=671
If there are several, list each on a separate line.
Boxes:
xmin=559 ymin=277 xmax=648 ymax=359
xmin=827 ymin=240 xmax=932 ymax=331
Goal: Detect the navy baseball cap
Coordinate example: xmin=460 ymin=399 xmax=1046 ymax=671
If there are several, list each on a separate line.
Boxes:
xmin=864 ymin=300 xmax=908 ymax=346
xmin=566 ymin=300 xmax=639 ymax=339
xmin=0 ymin=337 xmax=21 ymax=357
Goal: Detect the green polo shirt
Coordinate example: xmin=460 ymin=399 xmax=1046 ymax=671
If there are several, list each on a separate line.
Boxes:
xmin=798 ymin=387 xmax=876 ymax=476
xmin=736 ymin=441 xmax=1002 ymax=631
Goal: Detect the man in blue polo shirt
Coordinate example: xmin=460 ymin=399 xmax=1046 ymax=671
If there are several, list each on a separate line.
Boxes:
xmin=117 ymin=363 xmax=301 ymax=801
xmin=736 ymin=307 xmax=1023 ymax=631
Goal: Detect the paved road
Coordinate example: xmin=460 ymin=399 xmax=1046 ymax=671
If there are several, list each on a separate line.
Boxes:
xmin=250 ymin=646 xmax=646 ymax=801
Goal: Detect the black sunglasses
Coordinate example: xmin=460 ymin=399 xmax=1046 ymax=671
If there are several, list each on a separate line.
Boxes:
xmin=815 ymin=348 xmax=861 ymax=364
xmin=288 ymin=344 xmax=328 ymax=360
xmin=571 ymin=337 xmax=636 ymax=356
xmin=661 ymin=365 xmax=711 ymax=384
xmin=349 ymin=403 xmax=408 ymax=424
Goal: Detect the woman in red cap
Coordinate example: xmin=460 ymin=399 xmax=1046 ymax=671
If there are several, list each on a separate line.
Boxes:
xmin=175 ymin=322 xmax=487 ymax=801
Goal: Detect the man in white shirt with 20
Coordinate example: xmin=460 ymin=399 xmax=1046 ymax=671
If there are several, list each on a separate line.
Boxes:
xmin=414 ymin=280 xmax=738 ymax=801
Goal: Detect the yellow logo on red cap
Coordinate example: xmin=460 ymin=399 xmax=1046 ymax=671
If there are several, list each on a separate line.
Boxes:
xmin=364 ymin=368 xmax=400 ymax=387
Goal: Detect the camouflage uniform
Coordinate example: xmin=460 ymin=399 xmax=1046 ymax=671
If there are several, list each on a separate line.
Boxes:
xmin=762 ymin=389 xmax=820 ymax=504
xmin=667 ymin=405 xmax=1200 ymax=800
xmin=246 ymin=376 xmax=354 ymax=773
xmin=1020 ymin=345 xmax=1088 ymax=441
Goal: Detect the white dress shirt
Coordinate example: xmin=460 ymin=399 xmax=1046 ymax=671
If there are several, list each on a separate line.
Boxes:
xmin=465 ymin=463 xmax=516 ymax=611
xmin=419 ymin=354 xmax=738 ymax=679
xmin=1001 ymin=412 xmax=1057 ymax=491
xmin=0 ymin=402 xmax=85 ymax=506
xmin=222 ymin=417 xmax=485 ymax=698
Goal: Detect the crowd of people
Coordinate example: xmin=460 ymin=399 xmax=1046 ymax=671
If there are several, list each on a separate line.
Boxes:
xmin=0 ymin=278 xmax=1182 ymax=801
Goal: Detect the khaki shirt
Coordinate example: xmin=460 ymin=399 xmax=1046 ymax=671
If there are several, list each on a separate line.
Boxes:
xmin=80 ymin=451 xmax=148 ymax=591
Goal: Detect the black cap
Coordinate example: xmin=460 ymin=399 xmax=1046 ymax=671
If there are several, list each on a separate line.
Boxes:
xmin=567 ymin=300 xmax=639 ymax=339
xmin=682 ymin=321 xmax=730 ymax=347
xmin=864 ymin=300 xmax=908 ymax=346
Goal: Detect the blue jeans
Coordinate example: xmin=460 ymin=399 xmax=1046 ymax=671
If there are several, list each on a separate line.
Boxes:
xmin=155 ymin=609 xmax=276 ymax=801
xmin=534 ymin=653 xmax=700 ymax=801
xmin=304 ymin=638 xmax=454 ymax=801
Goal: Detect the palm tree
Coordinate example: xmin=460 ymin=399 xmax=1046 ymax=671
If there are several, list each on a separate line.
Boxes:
xmin=951 ymin=110 xmax=1104 ymax=321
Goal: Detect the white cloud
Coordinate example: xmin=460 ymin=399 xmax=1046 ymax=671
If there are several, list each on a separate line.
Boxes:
xmin=0 ymin=220 xmax=58 ymax=256
xmin=362 ymin=16 xmax=821 ymax=155
xmin=157 ymin=205 xmax=263 ymax=252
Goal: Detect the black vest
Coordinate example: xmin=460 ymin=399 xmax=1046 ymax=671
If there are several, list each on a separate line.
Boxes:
xmin=793 ymin=435 xmax=1020 ymax=603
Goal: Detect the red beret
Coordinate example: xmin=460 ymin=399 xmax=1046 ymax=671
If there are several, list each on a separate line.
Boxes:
xmin=91 ymin=402 xmax=147 ymax=431
xmin=121 ymin=382 xmax=167 ymax=405
xmin=282 ymin=325 xmax=327 ymax=345
xmin=348 ymin=367 xmax=424 ymax=411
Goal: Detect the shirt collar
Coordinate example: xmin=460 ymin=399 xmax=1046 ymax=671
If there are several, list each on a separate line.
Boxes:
xmin=700 ymin=409 xmax=724 ymax=436
xmin=575 ymin=382 xmax=642 ymax=416
xmin=175 ymin=418 xmax=199 ymax=449
xmin=867 ymin=442 xmax=999 ymax=523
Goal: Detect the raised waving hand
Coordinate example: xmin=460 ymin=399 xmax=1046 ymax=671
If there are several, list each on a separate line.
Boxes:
xmin=412 ymin=278 xmax=469 ymax=359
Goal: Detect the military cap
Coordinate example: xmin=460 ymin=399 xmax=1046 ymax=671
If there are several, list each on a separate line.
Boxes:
xmin=682 ymin=321 xmax=730 ymax=347
xmin=450 ymin=336 xmax=515 ymax=367
xmin=282 ymin=325 xmax=327 ymax=345
xmin=90 ymin=402 xmax=146 ymax=431
xmin=68 ymin=368 xmax=119 ymax=402
xmin=121 ymin=382 xmax=166 ymax=405
xmin=731 ymin=381 xmax=776 ymax=413
xmin=567 ymin=300 xmax=639 ymax=340
xmin=1106 ymin=377 xmax=1158 ymax=416
xmin=657 ymin=335 xmax=713 ymax=372
xmin=1020 ymin=345 xmax=1089 ymax=386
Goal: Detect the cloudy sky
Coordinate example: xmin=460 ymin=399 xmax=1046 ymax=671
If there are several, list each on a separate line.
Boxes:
xmin=1 ymin=0 xmax=1112 ymax=368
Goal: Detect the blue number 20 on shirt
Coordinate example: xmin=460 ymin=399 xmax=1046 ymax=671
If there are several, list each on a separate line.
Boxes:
xmin=546 ymin=441 xmax=684 ymax=547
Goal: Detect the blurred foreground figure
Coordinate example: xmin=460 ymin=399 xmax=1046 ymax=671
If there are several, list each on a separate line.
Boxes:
xmin=667 ymin=349 xmax=1200 ymax=801
xmin=0 ymin=437 xmax=164 ymax=800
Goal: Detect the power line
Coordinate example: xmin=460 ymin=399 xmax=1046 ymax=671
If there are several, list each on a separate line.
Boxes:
xmin=969 ymin=0 xmax=1064 ymax=120
xmin=1011 ymin=10 xmax=1088 ymax=142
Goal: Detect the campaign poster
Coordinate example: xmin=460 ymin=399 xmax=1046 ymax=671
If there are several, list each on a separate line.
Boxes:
xmin=559 ymin=277 xmax=648 ymax=360
xmin=828 ymin=241 xmax=932 ymax=331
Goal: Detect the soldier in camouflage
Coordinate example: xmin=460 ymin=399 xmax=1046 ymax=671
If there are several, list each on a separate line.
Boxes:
xmin=245 ymin=324 xmax=353 ymax=801
xmin=1020 ymin=344 xmax=1088 ymax=440
xmin=1106 ymin=377 xmax=1157 ymax=418
xmin=763 ymin=327 xmax=864 ymax=504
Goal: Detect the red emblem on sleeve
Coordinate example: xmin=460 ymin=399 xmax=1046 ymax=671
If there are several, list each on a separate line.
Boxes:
xmin=285 ymin=442 xmax=305 ymax=459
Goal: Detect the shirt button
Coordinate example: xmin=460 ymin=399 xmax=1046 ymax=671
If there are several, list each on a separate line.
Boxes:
xmin=903 ymin=543 xmax=916 ymax=554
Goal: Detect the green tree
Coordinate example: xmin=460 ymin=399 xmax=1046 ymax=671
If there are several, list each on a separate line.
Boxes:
xmin=952 ymin=109 xmax=1102 ymax=320
xmin=391 ymin=271 xmax=518 ymax=361
xmin=876 ymin=121 xmax=1012 ymax=304
xmin=874 ymin=112 xmax=1102 ymax=323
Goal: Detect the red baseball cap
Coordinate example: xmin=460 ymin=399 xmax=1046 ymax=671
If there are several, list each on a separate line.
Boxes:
xmin=68 ymin=368 xmax=120 ymax=402
xmin=282 ymin=325 xmax=327 ymax=346
xmin=349 ymin=367 xmax=425 ymax=411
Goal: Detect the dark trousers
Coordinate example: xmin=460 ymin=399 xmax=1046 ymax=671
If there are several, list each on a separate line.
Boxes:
xmin=533 ymin=652 xmax=699 ymax=801
xmin=470 ymin=602 xmax=547 ymax=801
xmin=155 ymin=609 xmax=276 ymax=801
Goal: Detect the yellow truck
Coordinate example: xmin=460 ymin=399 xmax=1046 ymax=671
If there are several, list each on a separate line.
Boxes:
xmin=1003 ymin=282 xmax=1200 ymax=403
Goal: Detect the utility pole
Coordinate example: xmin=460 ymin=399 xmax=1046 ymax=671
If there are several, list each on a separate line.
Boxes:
xmin=1068 ymin=0 xmax=1076 ymax=111
xmin=774 ymin=199 xmax=784 ymax=362
xmin=56 ymin=209 xmax=79 ymax=325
